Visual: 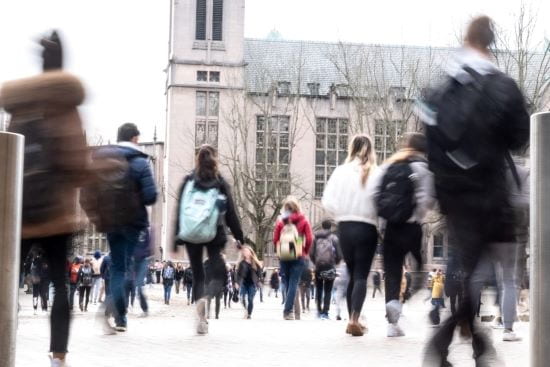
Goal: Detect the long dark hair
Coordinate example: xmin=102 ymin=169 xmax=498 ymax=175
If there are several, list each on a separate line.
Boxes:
xmin=195 ymin=144 xmax=219 ymax=182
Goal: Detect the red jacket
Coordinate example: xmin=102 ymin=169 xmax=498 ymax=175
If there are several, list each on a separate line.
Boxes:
xmin=273 ymin=212 xmax=313 ymax=256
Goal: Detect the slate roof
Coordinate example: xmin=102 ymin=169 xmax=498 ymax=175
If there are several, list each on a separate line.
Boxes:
xmin=243 ymin=38 xmax=549 ymax=100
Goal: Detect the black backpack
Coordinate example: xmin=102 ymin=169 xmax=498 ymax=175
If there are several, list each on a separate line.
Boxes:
xmin=376 ymin=160 xmax=420 ymax=223
xmin=80 ymin=146 xmax=140 ymax=233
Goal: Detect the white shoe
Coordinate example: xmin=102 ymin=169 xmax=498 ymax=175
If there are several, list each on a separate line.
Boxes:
xmin=385 ymin=300 xmax=402 ymax=324
xmin=196 ymin=298 xmax=207 ymax=321
xmin=387 ymin=323 xmax=405 ymax=337
xmin=503 ymin=330 xmax=522 ymax=342
xmin=491 ymin=321 xmax=504 ymax=329
xmin=138 ymin=311 xmax=149 ymax=318
xmin=197 ymin=320 xmax=208 ymax=335
xmin=50 ymin=356 xmax=69 ymax=367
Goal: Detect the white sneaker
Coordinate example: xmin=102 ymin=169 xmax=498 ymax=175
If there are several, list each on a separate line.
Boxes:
xmin=503 ymin=330 xmax=522 ymax=342
xmin=387 ymin=323 xmax=405 ymax=337
xmin=385 ymin=300 xmax=402 ymax=324
xmin=138 ymin=311 xmax=149 ymax=318
xmin=197 ymin=320 xmax=208 ymax=335
xmin=196 ymin=298 xmax=207 ymax=321
xmin=491 ymin=320 xmax=504 ymax=329
xmin=103 ymin=319 xmax=117 ymax=335
xmin=50 ymin=356 xmax=69 ymax=367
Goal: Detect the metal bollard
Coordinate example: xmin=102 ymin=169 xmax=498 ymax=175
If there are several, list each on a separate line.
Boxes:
xmin=0 ymin=132 xmax=24 ymax=367
xmin=530 ymin=111 xmax=550 ymax=367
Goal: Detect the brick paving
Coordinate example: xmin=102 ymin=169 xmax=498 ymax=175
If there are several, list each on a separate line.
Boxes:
xmin=16 ymin=285 xmax=528 ymax=366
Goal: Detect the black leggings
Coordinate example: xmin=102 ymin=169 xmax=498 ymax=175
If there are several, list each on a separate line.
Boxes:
xmin=22 ymin=234 xmax=71 ymax=353
xmin=338 ymin=222 xmax=378 ymax=316
xmin=383 ymin=222 xmax=423 ymax=304
xmin=79 ymin=286 xmax=91 ymax=309
xmin=315 ymin=272 xmax=334 ymax=314
xmin=185 ymin=230 xmax=226 ymax=301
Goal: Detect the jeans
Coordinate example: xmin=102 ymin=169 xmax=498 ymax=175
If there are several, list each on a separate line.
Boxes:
xmin=338 ymin=222 xmax=378 ymax=317
xmin=383 ymin=222 xmax=423 ymax=304
xmin=280 ymin=258 xmax=305 ymax=315
xmin=315 ymin=270 xmax=335 ymax=315
xmin=164 ymin=282 xmax=173 ymax=303
xmin=21 ymin=234 xmax=71 ymax=353
xmin=107 ymin=227 xmax=140 ymax=327
xmin=134 ymin=257 xmax=149 ymax=312
xmin=241 ymin=284 xmax=257 ymax=316
xmin=185 ymin=230 xmax=226 ymax=301
xmin=91 ymin=276 xmax=102 ymax=303
xmin=185 ymin=283 xmax=193 ymax=302
xmin=69 ymin=283 xmax=78 ymax=310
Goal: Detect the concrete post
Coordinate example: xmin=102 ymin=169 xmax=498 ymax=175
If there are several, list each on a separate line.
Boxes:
xmin=0 ymin=132 xmax=24 ymax=367
xmin=530 ymin=111 xmax=550 ymax=367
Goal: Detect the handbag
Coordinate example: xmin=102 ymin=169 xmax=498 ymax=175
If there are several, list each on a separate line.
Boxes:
xmin=319 ymin=269 xmax=337 ymax=281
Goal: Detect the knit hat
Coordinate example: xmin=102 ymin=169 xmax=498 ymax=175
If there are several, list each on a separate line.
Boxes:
xmin=94 ymin=250 xmax=102 ymax=259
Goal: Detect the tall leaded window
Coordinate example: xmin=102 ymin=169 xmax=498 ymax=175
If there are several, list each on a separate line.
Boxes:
xmin=315 ymin=118 xmax=349 ymax=198
xmin=212 ymin=0 xmax=223 ymax=41
xmin=255 ymin=115 xmax=290 ymax=197
xmin=374 ymin=119 xmax=405 ymax=161
xmin=195 ymin=91 xmax=219 ymax=147
xmin=433 ymin=233 xmax=445 ymax=259
xmin=195 ymin=0 xmax=207 ymax=40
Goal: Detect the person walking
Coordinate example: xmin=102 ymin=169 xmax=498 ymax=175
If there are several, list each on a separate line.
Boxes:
xmin=174 ymin=144 xmax=244 ymax=335
xmin=429 ymin=269 xmax=446 ymax=326
xmin=369 ymin=132 xmax=436 ymax=337
xmin=273 ymin=196 xmax=314 ymax=321
xmin=162 ymin=261 xmax=175 ymax=305
xmin=269 ymin=269 xmax=280 ymax=298
xmin=184 ymin=266 xmax=194 ymax=305
xmin=310 ymin=219 xmax=342 ymax=320
xmin=418 ymin=16 xmax=530 ymax=366
xmin=90 ymin=251 xmax=103 ymax=305
xmin=155 ymin=260 xmax=163 ymax=284
xmin=235 ymin=246 xmax=263 ymax=319
xmin=175 ymin=263 xmax=185 ymax=294
xmin=78 ymin=259 xmax=94 ymax=312
xmin=68 ymin=258 xmax=81 ymax=311
xmin=223 ymin=264 xmax=233 ymax=309
xmin=322 ymin=134 xmax=379 ymax=336
xmin=2 ymin=29 xmax=89 ymax=366
xmin=299 ymin=263 xmax=313 ymax=313
xmin=81 ymin=123 xmax=158 ymax=332
xmin=31 ymin=252 xmax=45 ymax=314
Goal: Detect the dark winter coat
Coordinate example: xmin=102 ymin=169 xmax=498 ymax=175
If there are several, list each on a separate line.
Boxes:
xmin=174 ymin=172 xmax=244 ymax=246
xmin=270 ymin=272 xmax=280 ymax=290
xmin=235 ymin=261 xmax=262 ymax=287
xmin=2 ymin=71 xmax=88 ymax=239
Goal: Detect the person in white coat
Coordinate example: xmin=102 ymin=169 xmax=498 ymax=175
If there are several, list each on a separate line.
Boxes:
xmin=322 ymin=134 xmax=379 ymax=337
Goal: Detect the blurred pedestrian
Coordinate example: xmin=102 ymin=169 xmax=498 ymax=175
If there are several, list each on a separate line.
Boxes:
xmin=174 ymin=144 xmax=244 ymax=335
xmin=235 ymin=246 xmax=263 ymax=319
xmin=273 ymin=196 xmax=313 ymax=321
xmin=77 ymin=259 xmax=94 ymax=312
xmin=333 ymin=262 xmax=349 ymax=321
xmin=310 ymin=220 xmax=342 ymax=320
xmin=369 ymin=132 xmax=436 ymax=337
xmin=419 ymin=15 xmax=529 ymax=366
xmin=162 ymin=261 xmax=175 ymax=305
xmin=155 ymin=260 xmax=163 ymax=284
xmin=184 ymin=266 xmax=194 ymax=305
xmin=299 ymin=263 xmax=313 ymax=313
xmin=372 ymin=271 xmax=382 ymax=299
xmin=175 ymin=263 xmax=185 ymax=294
xmin=3 ymin=29 xmax=88 ymax=366
xmin=269 ymin=269 xmax=280 ymax=297
xmin=322 ymin=134 xmax=379 ymax=336
xmin=91 ymin=251 xmax=103 ymax=305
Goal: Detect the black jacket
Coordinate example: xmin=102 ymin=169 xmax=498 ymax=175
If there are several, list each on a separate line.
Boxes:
xmin=235 ymin=261 xmax=262 ymax=286
xmin=174 ymin=172 xmax=244 ymax=246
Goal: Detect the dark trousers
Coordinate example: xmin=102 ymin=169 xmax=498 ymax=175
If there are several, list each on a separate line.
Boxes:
xmin=338 ymin=221 xmax=378 ymax=316
xmin=315 ymin=272 xmax=334 ymax=314
xmin=383 ymin=222 xmax=423 ymax=304
xmin=69 ymin=283 xmax=78 ymax=310
xmin=78 ymin=286 xmax=91 ymax=310
xmin=300 ymin=282 xmax=311 ymax=310
xmin=125 ymin=280 xmax=136 ymax=308
xmin=185 ymin=231 xmax=226 ymax=301
xmin=185 ymin=283 xmax=193 ymax=302
xmin=372 ymin=285 xmax=382 ymax=298
xmin=208 ymin=291 xmax=223 ymax=317
xmin=155 ymin=271 xmax=161 ymax=284
xmin=22 ymin=234 xmax=71 ymax=353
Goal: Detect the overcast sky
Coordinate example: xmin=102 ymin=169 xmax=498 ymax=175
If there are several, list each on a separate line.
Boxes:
xmin=0 ymin=0 xmax=548 ymax=142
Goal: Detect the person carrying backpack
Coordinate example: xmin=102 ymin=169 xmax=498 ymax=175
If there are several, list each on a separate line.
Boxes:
xmin=78 ymin=259 xmax=94 ymax=312
xmin=269 ymin=269 xmax=280 ymax=298
xmin=310 ymin=219 xmax=342 ymax=320
xmin=322 ymin=134 xmax=379 ymax=336
xmin=81 ymin=123 xmax=158 ymax=332
xmin=417 ymin=16 xmax=529 ymax=366
xmin=273 ymin=196 xmax=314 ymax=321
xmin=2 ymin=30 xmax=88 ymax=367
xmin=174 ymin=144 xmax=244 ymax=335
xmin=68 ymin=257 xmax=82 ymax=311
xmin=162 ymin=261 xmax=176 ymax=305
xmin=184 ymin=266 xmax=194 ymax=305
xmin=369 ymin=132 xmax=436 ymax=337
xmin=372 ymin=271 xmax=382 ymax=299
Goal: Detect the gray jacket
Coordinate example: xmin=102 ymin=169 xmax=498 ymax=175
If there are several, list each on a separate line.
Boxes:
xmin=368 ymin=160 xmax=436 ymax=224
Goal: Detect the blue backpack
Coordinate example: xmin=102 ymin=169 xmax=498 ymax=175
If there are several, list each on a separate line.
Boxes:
xmin=177 ymin=180 xmax=222 ymax=244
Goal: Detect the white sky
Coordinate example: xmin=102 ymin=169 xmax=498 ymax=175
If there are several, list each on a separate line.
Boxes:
xmin=0 ymin=0 xmax=548 ymax=142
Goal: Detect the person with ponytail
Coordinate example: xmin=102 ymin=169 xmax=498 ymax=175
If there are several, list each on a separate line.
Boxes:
xmin=419 ymin=16 xmax=529 ymax=366
xmin=174 ymin=144 xmax=244 ymax=335
xmin=322 ymin=134 xmax=379 ymax=336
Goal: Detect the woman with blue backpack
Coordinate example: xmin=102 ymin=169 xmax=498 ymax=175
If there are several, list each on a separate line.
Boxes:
xmin=174 ymin=144 xmax=244 ymax=335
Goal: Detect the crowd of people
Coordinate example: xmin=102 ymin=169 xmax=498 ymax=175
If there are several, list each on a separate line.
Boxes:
xmin=3 ymin=14 xmax=531 ymax=367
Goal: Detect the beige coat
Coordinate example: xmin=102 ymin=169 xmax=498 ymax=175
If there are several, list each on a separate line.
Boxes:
xmin=1 ymin=71 xmax=88 ymax=239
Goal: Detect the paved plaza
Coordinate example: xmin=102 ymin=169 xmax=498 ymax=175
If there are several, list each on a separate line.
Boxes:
xmin=16 ymin=285 xmax=528 ymax=366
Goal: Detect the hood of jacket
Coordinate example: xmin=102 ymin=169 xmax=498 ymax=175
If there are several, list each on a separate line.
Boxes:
xmin=446 ymin=48 xmax=500 ymax=85
xmin=0 ymin=71 xmax=84 ymax=112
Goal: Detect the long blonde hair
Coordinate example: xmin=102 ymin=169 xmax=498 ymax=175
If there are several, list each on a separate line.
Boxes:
xmin=240 ymin=245 xmax=262 ymax=270
xmin=282 ymin=196 xmax=302 ymax=214
xmin=346 ymin=134 xmax=377 ymax=186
